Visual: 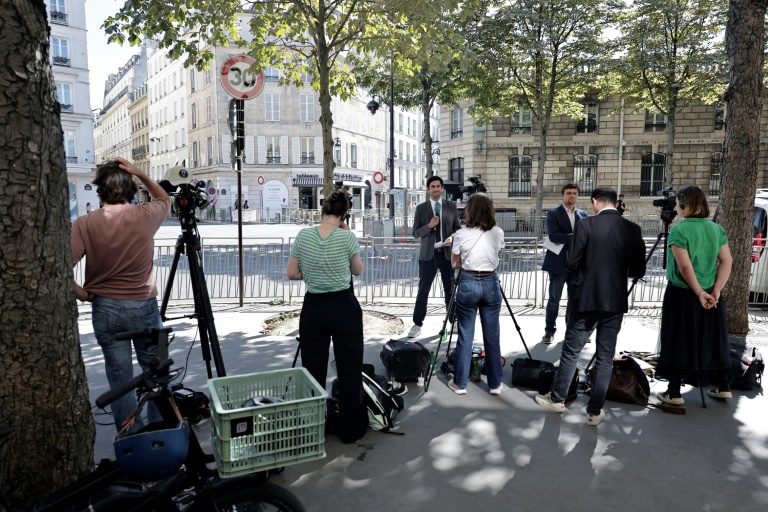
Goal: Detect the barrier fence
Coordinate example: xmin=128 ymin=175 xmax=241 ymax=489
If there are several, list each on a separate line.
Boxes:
xmin=73 ymin=237 xmax=768 ymax=307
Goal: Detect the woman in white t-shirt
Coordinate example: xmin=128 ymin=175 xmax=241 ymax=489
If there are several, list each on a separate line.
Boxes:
xmin=449 ymin=194 xmax=506 ymax=395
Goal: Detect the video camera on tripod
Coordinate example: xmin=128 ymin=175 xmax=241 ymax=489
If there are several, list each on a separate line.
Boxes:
xmin=459 ymin=176 xmax=487 ymax=198
xmin=159 ymin=166 xmax=212 ymax=217
xmin=652 ymin=186 xmax=677 ymax=225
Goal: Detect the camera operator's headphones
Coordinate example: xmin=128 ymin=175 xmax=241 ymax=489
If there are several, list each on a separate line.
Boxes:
xmin=676 ymin=186 xmax=693 ymax=210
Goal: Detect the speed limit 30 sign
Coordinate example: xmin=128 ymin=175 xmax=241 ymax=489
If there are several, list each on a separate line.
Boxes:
xmin=220 ymin=55 xmax=265 ymax=99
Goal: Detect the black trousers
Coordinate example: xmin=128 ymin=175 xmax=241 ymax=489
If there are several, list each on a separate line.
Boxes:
xmin=413 ymin=251 xmax=454 ymax=326
xmin=299 ymin=288 xmax=367 ymax=443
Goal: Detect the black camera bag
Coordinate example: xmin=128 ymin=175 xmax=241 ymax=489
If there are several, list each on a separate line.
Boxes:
xmin=511 ymin=358 xmax=554 ymax=389
xmin=538 ymin=367 xmax=579 ymax=403
xmin=380 ymin=339 xmax=431 ymax=382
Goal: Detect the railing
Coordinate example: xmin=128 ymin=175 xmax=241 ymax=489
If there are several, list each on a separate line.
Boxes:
xmin=74 ymin=236 xmax=768 ymax=306
xmin=300 ymin=156 xmax=314 ymax=164
xmin=53 ymin=56 xmax=70 ymax=66
xmin=60 ymin=104 xmax=73 ymax=113
xmin=132 ymin=145 xmax=147 ymax=157
xmin=50 ymin=11 xmax=67 ymax=24
xmin=267 ymin=156 xmax=281 ymax=163
xmin=66 ymin=156 xmax=77 ymax=164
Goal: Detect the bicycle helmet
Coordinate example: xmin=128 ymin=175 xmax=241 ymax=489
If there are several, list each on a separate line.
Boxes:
xmin=113 ymin=420 xmax=189 ymax=482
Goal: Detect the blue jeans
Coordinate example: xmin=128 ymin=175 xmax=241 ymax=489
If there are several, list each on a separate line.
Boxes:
xmin=413 ymin=253 xmax=454 ymax=326
xmin=92 ymin=296 xmax=163 ymax=433
xmin=452 ymin=273 xmax=503 ymax=389
xmin=551 ymin=312 xmax=623 ymax=414
xmin=545 ymin=272 xmax=570 ymax=334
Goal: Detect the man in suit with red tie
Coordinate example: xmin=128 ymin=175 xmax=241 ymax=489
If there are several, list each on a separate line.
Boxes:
xmin=408 ymin=176 xmax=461 ymax=338
xmin=541 ymin=184 xmax=588 ymax=344
xmin=536 ymin=187 xmax=646 ymax=425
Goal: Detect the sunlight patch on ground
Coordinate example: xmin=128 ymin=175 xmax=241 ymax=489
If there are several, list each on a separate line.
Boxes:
xmin=590 ymin=438 xmax=624 ymax=475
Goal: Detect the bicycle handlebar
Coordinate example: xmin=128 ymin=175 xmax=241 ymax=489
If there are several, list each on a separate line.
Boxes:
xmin=95 ymin=359 xmax=174 ymax=408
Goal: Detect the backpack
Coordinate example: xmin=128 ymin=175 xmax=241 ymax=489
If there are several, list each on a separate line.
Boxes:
xmin=730 ymin=343 xmax=764 ymax=391
xmin=329 ymin=367 xmax=404 ymax=434
xmin=380 ymin=340 xmax=431 ymax=382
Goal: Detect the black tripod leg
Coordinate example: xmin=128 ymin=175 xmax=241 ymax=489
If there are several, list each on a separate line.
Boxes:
xmin=292 ymin=337 xmax=301 ymax=368
xmin=160 ymin=237 xmax=185 ymax=321
xmin=500 ymin=286 xmax=532 ymax=359
xmin=425 ymin=271 xmax=461 ymax=392
xmin=187 ymin=242 xmax=226 ymax=378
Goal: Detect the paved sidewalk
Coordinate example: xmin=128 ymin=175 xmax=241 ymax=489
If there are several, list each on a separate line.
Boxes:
xmin=80 ymin=302 xmax=768 ymax=512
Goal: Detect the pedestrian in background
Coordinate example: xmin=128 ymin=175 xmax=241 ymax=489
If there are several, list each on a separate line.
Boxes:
xmin=287 ymin=191 xmax=367 ymax=443
xmin=535 ymin=187 xmax=646 ymax=426
xmin=616 ymin=193 xmax=627 ymax=215
xmin=541 ymin=184 xmax=588 ymax=344
xmin=85 ymin=202 xmax=91 ymax=214
xmin=449 ymin=194 xmax=506 ymax=395
xmin=656 ymin=186 xmax=733 ymax=404
xmin=71 ymin=157 xmax=170 ymax=433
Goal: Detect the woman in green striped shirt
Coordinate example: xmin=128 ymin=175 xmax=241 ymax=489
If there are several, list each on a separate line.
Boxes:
xmin=287 ymin=191 xmax=367 ymax=443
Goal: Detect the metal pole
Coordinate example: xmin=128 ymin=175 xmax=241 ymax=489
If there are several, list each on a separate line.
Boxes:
xmin=236 ymin=99 xmax=245 ymax=307
xmin=388 ymin=60 xmax=395 ymax=219
xmin=617 ymin=98 xmax=625 ymax=196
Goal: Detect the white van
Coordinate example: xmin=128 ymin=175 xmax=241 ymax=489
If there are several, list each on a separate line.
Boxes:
xmin=748 ymin=192 xmax=768 ymax=300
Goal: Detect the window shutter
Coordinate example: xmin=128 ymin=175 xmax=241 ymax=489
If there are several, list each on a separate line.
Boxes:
xmin=245 ymin=136 xmax=255 ymax=164
xmin=257 ymin=136 xmax=267 ymax=164
xmin=314 ymin=137 xmax=323 ymax=163
xmin=280 ymin=136 xmax=288 ymax=164
xmin=222 ymin=134 xmax=231 ymax=165
xmin=292 ymin=136 xmax=301 ymax=164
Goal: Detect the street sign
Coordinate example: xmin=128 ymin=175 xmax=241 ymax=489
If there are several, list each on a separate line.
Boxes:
xmin=220 ymin=55 xmax=265 ymax=99
xmin=373 ymin=171 xmax=385 ymax=184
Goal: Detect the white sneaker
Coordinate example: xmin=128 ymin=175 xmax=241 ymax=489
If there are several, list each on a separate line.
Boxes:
xmin=448 ymin=380 xmax=467 ymax=395
xmin=490 ymin=383 xmax=504 ymax=395
xmin=534 ymin=392 xmax=565 ymax=412
xmin=586 ymin=410 xmax=605 ymax=426
xmin=407 ymin=324 xmax=422 ymax=338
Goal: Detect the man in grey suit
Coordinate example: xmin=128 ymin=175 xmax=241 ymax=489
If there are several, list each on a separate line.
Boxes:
xmin=535 ymin=186 xmax=646 ymax=426
xmin=408 ymin=175 xmax=461 ymax=337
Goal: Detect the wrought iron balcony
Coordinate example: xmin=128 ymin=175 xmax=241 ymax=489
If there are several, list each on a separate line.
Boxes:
xmin=300 ymin=155 xmax=315 ymax=164
xmin=50 ymin=11 xmax=68 ymax=24
xmin=53 ymin=56 xmax=70 ymax=66
xmin=132 ymin=145 xmax=147 ymax=157
xmin=65 ymin=156 xmax=77 ymax=164
xmin=60 ymin=103 xmax=73 ymax=113
xmin=267 ymin=156 xmax=281 ymax=164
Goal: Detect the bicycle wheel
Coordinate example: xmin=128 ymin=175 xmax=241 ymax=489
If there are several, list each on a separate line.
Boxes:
xmin=189 ymin=481 xmax=305 ymax=512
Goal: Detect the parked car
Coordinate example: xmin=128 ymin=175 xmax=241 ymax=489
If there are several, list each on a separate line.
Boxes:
xmin=749 ymin=192 xmax=768 ymax=301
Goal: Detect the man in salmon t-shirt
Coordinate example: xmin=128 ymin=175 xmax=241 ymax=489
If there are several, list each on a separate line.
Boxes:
xmin=71 ymin=157 xmax=170 ymax=433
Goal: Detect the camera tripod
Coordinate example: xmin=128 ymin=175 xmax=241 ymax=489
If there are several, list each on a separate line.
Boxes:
xmin=424 ymin=271 xmax=526 ymax=392
xmin=160 ymin=210 xmax=226 ymax=378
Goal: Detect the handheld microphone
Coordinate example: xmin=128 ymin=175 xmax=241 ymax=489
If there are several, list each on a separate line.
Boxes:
xmin=434 ymin=202 xmax=441 ymax=216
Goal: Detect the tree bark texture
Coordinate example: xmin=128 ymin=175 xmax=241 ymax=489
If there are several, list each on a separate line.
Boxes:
xmin=720 ymin=0 xmax=768 ymax=334
xmin=0 ymin=1 xmax=95 ymax=507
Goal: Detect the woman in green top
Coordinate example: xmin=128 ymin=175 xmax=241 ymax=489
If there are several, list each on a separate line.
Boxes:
xmin=287 ymin=191 xmax=367 ymax=443
xmin=657 ymin=186 xmax=734 ymax=405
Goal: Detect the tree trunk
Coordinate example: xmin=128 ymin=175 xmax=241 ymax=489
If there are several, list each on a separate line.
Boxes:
xmin=665 ymin=104 xmax=676 ymax=188
xmin=422 ymin=81 xmax=434 ymax=177
xmin=316 ymin=7 xmax=335 ymax=203
xmin=0 ymin=0 xmax=95 ymax=507
xmin=720 ymin=0 xmax=768 ymax=334
xmin=534 ymin=115 xmax=547 ymax=237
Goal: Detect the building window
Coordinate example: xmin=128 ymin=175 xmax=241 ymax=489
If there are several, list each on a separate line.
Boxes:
xmin=451 ymin=157 xmax=464 ymax=184
xmin=398 ymin=113 xmax=403 ymax=133
xmin=710 ymin=151 xmax=723 ymax=197
xmin=264 ymin=66 xmax=279 ymax=82
xmin=191 ymin=103 xmax=198 ymax=128
xmin=511 ymin=106 xmax=532 ymax=135
xmin=300 ymin=94 xmax=315 ymax=122
xmin=189 ymin=70 xmax=196 ymax=93
xmin=508 ymin=155 xmax=532 ymax=198
xmin=350 ymin=144 xmax=357 ymax=168
xmin=267 ymin=136 xmax=281 ymax=163
xmin=714 ymin=101 xmax=726 ymax=131
xmin=451 ymin=109 xmax=463 ymax=139
xmin=206 ymin=96 xmax=213 ymax=123
xmin=398 ymin=167 xmax=403 ymax=187
xmin=204 ymin=68 xmax=212 ymax=85
xmin=640 ymin=153 xmax=666 ymax=196
xmin=50 ymin=0 xmax=67 ymax=24
xmin=301 ymin=137 xmax=314 ymax=163
xmin=63 ymin=130 xmax=76 ymax=164
xmin=51 ymin=37 xmax=70 ymax=66
xmin=334 ymin=144 xmax=341 ymax=165
xmin=301 ymin=67 xmax=312 ymax=84
xmin=645 ymin=110 xmax=667 ymax=132
xmin=207 ymin=137 xmax=215 ymax=165
xmin=577 ymin=101 xmax=598 ymax=133
xmin=55 ymin=82 xmax=73 ymax=112
xmin=265 ymin=94 xmax=280 ymax=121
xmin=192 ymin=141 xmax=199 ymax=167
xmin=573 ymin=154 xmax=597 ymax=195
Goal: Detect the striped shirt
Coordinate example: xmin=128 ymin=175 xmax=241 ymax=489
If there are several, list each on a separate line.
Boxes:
xmin=290 ymin=227 xmax=360 ymax=293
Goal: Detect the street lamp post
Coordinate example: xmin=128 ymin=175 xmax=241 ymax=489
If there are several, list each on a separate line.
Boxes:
xmin=367 ymin=65 xmax=395 ymax=219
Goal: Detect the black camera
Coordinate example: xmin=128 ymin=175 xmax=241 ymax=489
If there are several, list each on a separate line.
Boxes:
xmin=159 ymin=166 xmax=211 ymax=216
xmin=459 ymin=176 xmax=488 ymax=196
xmin=652 ymin=186 xmax=677 ymax=224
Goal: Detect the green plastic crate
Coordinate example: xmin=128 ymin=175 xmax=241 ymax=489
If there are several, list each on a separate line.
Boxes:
xmin=208 ymin=367 xmax=327 ymax=478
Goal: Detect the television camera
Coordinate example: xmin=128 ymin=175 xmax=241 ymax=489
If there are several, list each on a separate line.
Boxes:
xmin=159 ymin=166 xmax=212 ymax=217
xmin=459 ymin=176 xmax=487 ymax=198
xmin=652 ymin=186 xmax=677 ymax=225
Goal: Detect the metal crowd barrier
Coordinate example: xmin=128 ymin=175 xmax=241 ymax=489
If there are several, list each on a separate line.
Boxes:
xmin=73 ymin=237 xmax=768 ymax=307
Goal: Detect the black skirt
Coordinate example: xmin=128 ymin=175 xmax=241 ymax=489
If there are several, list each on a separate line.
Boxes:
xmin=656 ymin=283 xmax=731 ymax=387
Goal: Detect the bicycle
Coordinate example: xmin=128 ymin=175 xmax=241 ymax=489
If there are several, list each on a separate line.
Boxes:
xmin=0 ymin=327 xmax=305 ymax=512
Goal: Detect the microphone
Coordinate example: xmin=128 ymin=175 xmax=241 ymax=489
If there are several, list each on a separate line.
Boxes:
xmin=434 ymin=202 xmax=441 ymax=216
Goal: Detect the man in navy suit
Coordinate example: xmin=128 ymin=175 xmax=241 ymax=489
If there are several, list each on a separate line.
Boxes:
xmin=535 ymin=187 xmax=646 ymax=425
xmin=408 ymin=176 xmax=461 ymax=338
xmin=541 ymin=184 xmax=588 ymax=344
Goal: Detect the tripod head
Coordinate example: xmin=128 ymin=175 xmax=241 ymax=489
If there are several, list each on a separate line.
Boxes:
xmin=159 ymin=166 xmax=212 ymax=235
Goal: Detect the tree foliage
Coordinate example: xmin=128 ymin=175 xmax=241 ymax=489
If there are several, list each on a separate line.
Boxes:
xmin=615 ymin=0 xmax=727 ymax=185
xmin=466 ymin=0 xmax=617 ymax=233
xmin=104 ymin=0 xmax=451 ymax=199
